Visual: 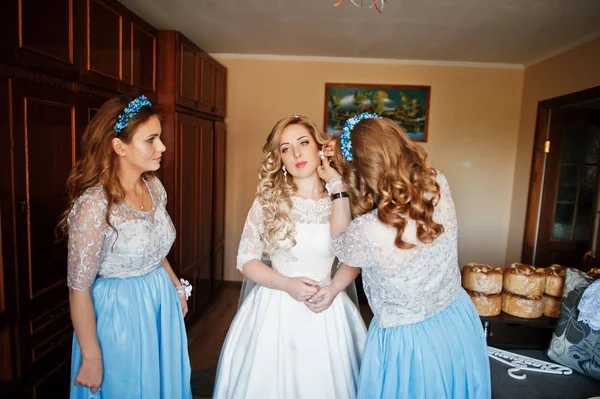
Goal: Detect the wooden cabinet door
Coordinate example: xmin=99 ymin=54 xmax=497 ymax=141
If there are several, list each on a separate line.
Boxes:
xmin=0 ymin=201 xmax=15 ymax=383
xmin=80 ymin=0 xmax=130 ymax=93
xmin=213 ymin=122 xmax=226 ymax=248
xmin=159 ymin=32 xmax=226 ymax=117
xmin=213 ymin=63 xmax=227 ymax=117
xmin=10 ymin=79 xmax=89 ymax=390
xmin=176 ymin=113 xmax=200 ymax=278
xmin=0 ymin=76 xmax=18 ymax=384
xmin=175 ymin=36 xmax=199 ymax=110
xmin=199 ymin=119 xmax=213 ymax=264
xmin=198 ymin=53 xmax=214 ymax=114
xmin=197 ymin=119 xmax=213 ymax=312
xmin=212 ymin=121 xmax=226 ymax=294
xmin=0 ymin=0 xmax=79 ymax=80
xmin=174 ymin=113 xmax=213 ymax=322
xmin=11 ymin=80 xmax=82 ymax=313
xmin=0 ymin=77 xmax=14 ymax=327
xmin=128 ymin=14 xmax=157 ymax=102
xmin=79 ymin=0 xmax=157 ymax=98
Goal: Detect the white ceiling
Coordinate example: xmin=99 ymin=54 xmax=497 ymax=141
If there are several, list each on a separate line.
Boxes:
xmin=119 ymin=0 xmax=600 ymax=66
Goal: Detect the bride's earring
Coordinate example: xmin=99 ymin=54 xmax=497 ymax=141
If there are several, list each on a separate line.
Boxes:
xmin=282 ymin=166 xmax=288 ymax=183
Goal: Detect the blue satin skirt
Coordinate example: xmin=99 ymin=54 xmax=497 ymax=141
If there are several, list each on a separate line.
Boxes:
xmin=69 ymin=267 xmax=192 ymax=399
xmin=358 ymin=289 xmax=491 ymax=398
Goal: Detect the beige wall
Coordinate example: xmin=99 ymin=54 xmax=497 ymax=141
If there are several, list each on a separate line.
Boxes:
xmin=505 ymin=37 xmax=600 ymax=264
xmin=216 ymin=58 xmax=524 ymax=282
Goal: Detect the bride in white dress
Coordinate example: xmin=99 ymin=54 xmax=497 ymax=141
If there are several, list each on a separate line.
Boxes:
xmin=213 ymin=115 xmax=367 ymax=399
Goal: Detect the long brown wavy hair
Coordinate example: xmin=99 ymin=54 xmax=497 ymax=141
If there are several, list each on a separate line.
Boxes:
xmin=56 ymin=95 xmax=158 ymax=238
xmin=333 ymin=117 xmax=444 ymax=249
xmin=257 ymin=115 xmax=330 ymax=254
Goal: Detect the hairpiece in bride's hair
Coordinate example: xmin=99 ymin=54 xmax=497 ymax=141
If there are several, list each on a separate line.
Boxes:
xmin=293 ymin=114 xmax=300 ymax=118
xmin=340 ymin=112 xmax=379 ymax=162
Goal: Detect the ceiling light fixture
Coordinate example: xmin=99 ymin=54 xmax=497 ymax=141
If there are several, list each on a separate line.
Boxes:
xmin=334 ymin=0 xmax=387 ymax=13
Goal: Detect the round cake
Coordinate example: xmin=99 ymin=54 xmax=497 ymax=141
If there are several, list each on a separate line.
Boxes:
xmin=503 ymin=263 xmax=546 ymax=297
xmin=501 ymin=291 xmax=543 ymax=319
xmin=542 ymin=294 xmax=561 ymax=318
xmin=462 ymin=264 xmax=503 ymax=294
xmin=544 ymin=264 xmax=566 ymax=297
xmin=466 ymin=289 xmax=501 ymax=317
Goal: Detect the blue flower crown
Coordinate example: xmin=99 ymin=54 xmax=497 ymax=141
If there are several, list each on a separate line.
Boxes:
xmin=113 ymin=95 xmax=153 ymax=135
xmin=340 ymin=112 xmax=379 ymax=162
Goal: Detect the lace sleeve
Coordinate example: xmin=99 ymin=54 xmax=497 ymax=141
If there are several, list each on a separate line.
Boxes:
xmin=331 ymin=215 xmax=376 ymax=268
xmin=436 ymin=172 xmax=458 ymax=235
xmin=236 ymin=198 xmax=266 ymax=271
xmin=148 ymin=176 xmax=167 ymax=207
xmin=67 ymin=191 xmax=108 ymax=291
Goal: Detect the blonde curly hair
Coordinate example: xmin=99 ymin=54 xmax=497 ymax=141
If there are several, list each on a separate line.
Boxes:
xmin=333 ymin=117 xmax=444 ymax=249
xmin=257 ymin=115 xmax=330 ymax=255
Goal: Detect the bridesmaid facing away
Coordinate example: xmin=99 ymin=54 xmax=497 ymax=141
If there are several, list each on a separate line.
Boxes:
xmin=321 ymin=113 xmax=491 ymax=399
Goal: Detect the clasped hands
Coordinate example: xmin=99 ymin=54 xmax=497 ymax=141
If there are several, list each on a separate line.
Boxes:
xmin=284 ymin=277 xmax=341 ymax=314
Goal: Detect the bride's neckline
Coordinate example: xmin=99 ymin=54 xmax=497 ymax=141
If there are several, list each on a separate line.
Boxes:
xmin=291 ymin=195 xmax=329 ymax=202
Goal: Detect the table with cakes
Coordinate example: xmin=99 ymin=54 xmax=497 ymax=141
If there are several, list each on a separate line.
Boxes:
xmin=462 ymin=263 xmax=599 ymax=348
xmin=463 ymin=263 xmax=600 ymax=397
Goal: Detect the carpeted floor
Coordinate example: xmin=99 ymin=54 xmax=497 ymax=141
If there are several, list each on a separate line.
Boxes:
xmin=191 ymin=368 xmax=216 ymax=398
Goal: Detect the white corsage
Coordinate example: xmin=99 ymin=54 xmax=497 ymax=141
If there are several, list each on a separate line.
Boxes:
xmin=325 ymin=176 xmax=343 ymax=195
xmin=176 ymin=278 xmax=193 ymax=300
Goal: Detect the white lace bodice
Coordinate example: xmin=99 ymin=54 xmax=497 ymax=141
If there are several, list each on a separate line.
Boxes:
xmin=236 ymin=197 xmax=336 ymax=285
xmin=331 ymin=173 xmax=461 ymax=328
xmin=67 ymin=177 xmax=176 ymax=291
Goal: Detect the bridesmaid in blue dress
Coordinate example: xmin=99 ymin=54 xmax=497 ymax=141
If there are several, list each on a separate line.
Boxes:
xmin=57 ymin=95 xmax=192 ymax=398
xmin=319 ymin=113 xmax=491 ymax=398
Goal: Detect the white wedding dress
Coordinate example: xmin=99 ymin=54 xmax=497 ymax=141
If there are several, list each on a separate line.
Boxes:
xmin=213 ymin=197 xmax=367 ymax=399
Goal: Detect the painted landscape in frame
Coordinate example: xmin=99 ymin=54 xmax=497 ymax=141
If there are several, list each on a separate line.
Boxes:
xmin=324 ymin=83 xmax=431 ymax=142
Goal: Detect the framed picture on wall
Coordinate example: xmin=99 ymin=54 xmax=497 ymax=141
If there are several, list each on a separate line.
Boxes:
xmin=324 ymin=83 xmax=431 ymax=142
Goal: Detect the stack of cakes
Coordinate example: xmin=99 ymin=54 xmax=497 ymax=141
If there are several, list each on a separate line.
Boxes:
xmin=501 ymin=263 xmax=546 ymax=318
xmin=542 ymin=265 xmax=566 ymax=318
xmin=462 ymin=263 xmax=503 ymax=316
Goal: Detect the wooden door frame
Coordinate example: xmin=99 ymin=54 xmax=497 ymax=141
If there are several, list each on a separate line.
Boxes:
xmin=522 ymin=85 xmax=600 ymax=265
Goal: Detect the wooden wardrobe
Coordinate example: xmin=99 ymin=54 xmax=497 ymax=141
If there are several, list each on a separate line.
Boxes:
xmin=0 ymin=0 xmax=226 ymax=397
